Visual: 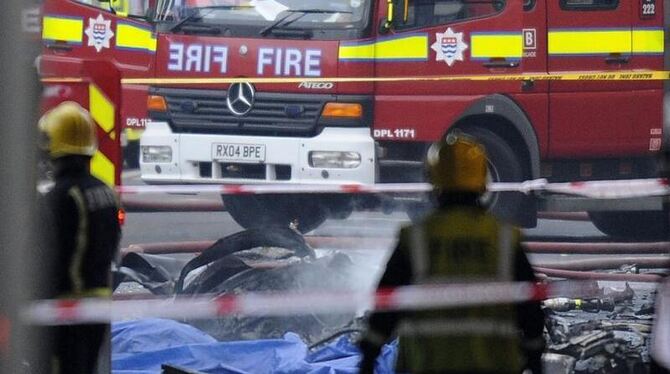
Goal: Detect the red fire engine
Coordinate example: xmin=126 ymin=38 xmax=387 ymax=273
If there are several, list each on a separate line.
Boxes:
xmin=39 ymin=0 xmax=666 ymax=237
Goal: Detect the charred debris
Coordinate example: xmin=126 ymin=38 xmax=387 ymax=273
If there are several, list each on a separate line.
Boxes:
xmin=114 ymin=227 xmax=660 ymax=373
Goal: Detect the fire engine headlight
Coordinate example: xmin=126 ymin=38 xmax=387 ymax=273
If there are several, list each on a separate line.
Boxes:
xmin=309 ymin=151 xmax=361 ymax=169
xmin=141 ymin=146 xmax=172 ymax=163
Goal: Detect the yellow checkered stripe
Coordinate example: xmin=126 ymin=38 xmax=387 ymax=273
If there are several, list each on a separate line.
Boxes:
xmin=471 ymin=32 xmax=523 ymax=60
xmin=116 ymin=22 xmax=157 ymax=53
xmin=339 ymin=34 xmax=429 ymax=62
xmin=89 ymin=84 xmax=116 ymax=187
xmin=42 ymin=15 xmax=83 ymax=44
xmin=549 ymin=28 xmax=664 ymax=56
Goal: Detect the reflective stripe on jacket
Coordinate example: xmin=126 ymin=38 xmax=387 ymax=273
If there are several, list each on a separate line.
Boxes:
xmin=395 ymin=206 xmax=523 ymax=373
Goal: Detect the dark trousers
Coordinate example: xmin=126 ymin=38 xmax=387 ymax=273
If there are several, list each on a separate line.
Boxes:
xmin=54 ymin=324 xmax=107 ymax=374
xmin=651 ymin=358 xmax=670 ymax=374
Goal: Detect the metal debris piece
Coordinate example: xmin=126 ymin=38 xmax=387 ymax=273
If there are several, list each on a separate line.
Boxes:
xmin=543 ymin=282 xmax=656 ymax=373
xmin=543 ymin=353 xmax=576 ymax=374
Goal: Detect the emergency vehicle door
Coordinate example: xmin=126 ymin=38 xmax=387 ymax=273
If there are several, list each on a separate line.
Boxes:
xmin=371 ymin=0 xmax=523 ymax=142
xmin=518 ymin=0 xmax=549 ymax=155
xmin=547 ymin=0 xmax=637 ymax=157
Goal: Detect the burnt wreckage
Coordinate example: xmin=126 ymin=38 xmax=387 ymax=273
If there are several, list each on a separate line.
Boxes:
xmin=543 ymin=282 xmax=656 ymax=373
xmin=114 ymin=227 xmax=363 ymax=345
xmin=114 ymin=227 xmax=660 ymax=373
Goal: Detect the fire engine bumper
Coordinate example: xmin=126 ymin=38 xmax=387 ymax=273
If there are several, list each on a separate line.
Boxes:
xmin=139 ymin=121 xmax=376 ymax=185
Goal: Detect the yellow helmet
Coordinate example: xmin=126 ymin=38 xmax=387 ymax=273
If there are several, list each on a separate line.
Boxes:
xmin=427 ymin=133 xmax=487 ymax=193
xmin=39 ymin=102 xmax=97 ymax=159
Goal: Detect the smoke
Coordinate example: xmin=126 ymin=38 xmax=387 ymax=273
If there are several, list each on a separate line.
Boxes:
xmin=296 ymin=210 xmax=409 ymax=309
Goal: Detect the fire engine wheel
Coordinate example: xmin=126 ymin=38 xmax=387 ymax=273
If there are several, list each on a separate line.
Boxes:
xmin=222 ymin=195 xmax=329 ymax=233
xmin=460 ymin=126 xmax=527 ymax=224
xmin=588 ymin=211 xmax=668 ymax=240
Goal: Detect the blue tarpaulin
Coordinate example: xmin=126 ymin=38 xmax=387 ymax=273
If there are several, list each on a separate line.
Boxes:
xmin=112 ymin=319 xmax=397 ymax=374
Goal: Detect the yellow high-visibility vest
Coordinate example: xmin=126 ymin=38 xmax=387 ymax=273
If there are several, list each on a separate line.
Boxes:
xmin=395 ymin=207 xmax=523 ymax=373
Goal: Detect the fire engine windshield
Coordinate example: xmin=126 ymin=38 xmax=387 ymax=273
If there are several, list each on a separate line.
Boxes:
xmin=153 ymin=0 xmax=372 ymax=39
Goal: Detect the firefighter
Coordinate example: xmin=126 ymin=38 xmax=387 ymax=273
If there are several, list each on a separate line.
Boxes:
xmin=39 ymin=102 xmax=121 ymax=374
xmin=358 ymin=133 xmax=545 ymax=374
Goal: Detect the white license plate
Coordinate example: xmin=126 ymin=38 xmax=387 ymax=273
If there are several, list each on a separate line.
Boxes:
xmin=212 ymin=143 xmax=266 ymax=163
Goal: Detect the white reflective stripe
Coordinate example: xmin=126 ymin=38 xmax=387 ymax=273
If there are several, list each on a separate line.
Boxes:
xmin=652 ymin=280 xmax=670 ymax=367
xmin=497 ymin=224 xmax=514 ymax=281
xmin=410 ymin=226 xmax=429 ymax=283
xmin=398 ymin=318 xmax=518 ymax=337
xmin=68 ymin=186 xmax=89 ymax=295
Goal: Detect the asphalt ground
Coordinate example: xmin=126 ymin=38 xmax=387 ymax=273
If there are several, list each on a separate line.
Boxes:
xmin=120 ymin=169 xmax=609 ymax=249
xmin=119 ymin=169 xmax=652 ymax=289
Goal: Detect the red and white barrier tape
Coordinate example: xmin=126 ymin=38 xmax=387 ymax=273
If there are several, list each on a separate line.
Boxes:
xmin=546 ymin=178 xmax=670 ymax=199
xmin=116 ymin=178 xmax=669 ymax=199
xmin=24 ymin=281 xmax=607 ymax=326
xmin=117 ymin=182 xmax=432 ymax=196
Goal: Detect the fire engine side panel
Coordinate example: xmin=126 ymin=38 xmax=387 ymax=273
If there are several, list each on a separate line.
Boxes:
xmin=335 ymin=0 xmax=377 ymax=96
xmin=629 ymin=0 xmax=664 ymax=153
xmin=371 ymin=0 xmax=524 ymax=142
xmin=510 ymin=94 xmax=548 ymax=157
xmin=122 ymin=84 xmax=151 ymax=130
xmin=40 ymin=83 xmax=89 ymax=115
xmin=336 ymin=59 xmax=375 ymax=95
xmin=41 ymin=1 xmax=155 ymax=75
xmin=374 ymin=94 xmax=475 ymax=142
xmin=546 ymin=0 xmax=662 ymax=158
xmin=40 ymin=61 xmax=123 ymax=185
xmin=41 ymin=0 xmax=154 ymax=130
xmin=510 ymin=0 xmax=550 ymax=157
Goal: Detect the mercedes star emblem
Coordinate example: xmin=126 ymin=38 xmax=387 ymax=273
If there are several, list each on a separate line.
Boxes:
xmin=226 ymin=82 xmax=255 ymax=116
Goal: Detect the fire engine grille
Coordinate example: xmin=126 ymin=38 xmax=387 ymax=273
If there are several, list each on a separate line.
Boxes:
xmin=152 ymin=87 xmax=331 ymax=137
